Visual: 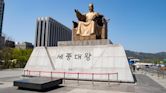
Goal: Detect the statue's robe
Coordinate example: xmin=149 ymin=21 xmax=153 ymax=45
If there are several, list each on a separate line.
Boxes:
xmin=77 ymin=12 xmax=99 ymax=36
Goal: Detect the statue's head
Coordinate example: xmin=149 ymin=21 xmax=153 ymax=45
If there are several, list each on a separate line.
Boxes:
xmin=89 ymin=3 xmax=94 ymax=12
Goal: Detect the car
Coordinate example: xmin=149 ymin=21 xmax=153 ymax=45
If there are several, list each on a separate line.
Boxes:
xmin=145 ymin=65 xmax=149 ymax=68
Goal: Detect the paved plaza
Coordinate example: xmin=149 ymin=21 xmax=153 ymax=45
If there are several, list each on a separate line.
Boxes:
xmin=0 ymin=69 xmax=166 ymax=93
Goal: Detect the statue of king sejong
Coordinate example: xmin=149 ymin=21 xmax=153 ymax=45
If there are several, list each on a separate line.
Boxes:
xmin=73 ymin=3 xmax=108 ymax=40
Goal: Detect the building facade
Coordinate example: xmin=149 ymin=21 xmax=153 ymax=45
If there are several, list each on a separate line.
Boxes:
xmin=0 ymin=36 xmax=4 ymax=48
xmin=35 ymin=17 xmax=71 ymax=47
xmin=0 ymin=0 xmax=4 ymax=36
xmin=16 ymin=42 xmax=34 ymax=49
xmin=5 ymin=40 xmax=15 ymax=48
xmin=0 ymin=0 xmax=4 ymax=49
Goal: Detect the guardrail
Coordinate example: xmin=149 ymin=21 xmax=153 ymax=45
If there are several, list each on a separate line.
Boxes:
xmin=23 ymin=70 xmax=118 ymax=85
xmin=140 ymin=67 xmax=166 ymax=78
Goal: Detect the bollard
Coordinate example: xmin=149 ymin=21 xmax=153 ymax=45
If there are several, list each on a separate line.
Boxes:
xmin=108 ymin=73 xmax=110 ymax=86
xmin=157 ymin=70 xmax=159 ymax=78
xmin=164 ymin=70 xmax=166 ymax=78
xmin=92 ymin=73 xmax=94 ymax=85
xmin=63 ymin=72 xmax=65 ymax=84
xmin=23 ymin=70 xmax=25 ymax=76
xmin=51 ymin=72 xmax=53 ymax=80
xmin=39 ymin=71 xmax=41 ymax=77
xmin=163 ymin=71 xmax=164 ymax=79
xmin=29 ymin=70 xmax=30 ymax=76
xmin=77 ymin=73 xmax=79 ymax=85
xmin=117 ymin=73 xmax=119 ymax=81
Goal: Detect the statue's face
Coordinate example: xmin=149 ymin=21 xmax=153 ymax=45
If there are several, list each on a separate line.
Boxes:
xmin=89 ymin=5 xmax=94 ymax=12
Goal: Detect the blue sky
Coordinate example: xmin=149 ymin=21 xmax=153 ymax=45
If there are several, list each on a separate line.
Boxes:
xmin=2 ymin=0 xmax=166 ymax=53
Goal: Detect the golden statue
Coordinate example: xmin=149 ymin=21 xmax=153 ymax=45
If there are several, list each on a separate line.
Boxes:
xmin=72 ymin=4 xmax=108 ymax=41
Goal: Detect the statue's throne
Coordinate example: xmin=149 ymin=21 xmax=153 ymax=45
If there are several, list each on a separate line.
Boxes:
xmin=72 ymin=15 xmax=108 ymax=41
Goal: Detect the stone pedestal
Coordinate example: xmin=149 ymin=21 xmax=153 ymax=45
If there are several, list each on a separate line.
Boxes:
xmin=24 ymin=44 xmax=134 ymax=82
xmin=58 ymin=39 xmax=112 ymax=46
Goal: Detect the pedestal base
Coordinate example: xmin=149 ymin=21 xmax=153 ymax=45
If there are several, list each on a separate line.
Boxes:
xmin=14 ymin=77 xmax=62 ymax=91
xmin=24 ymin=44 xmax=134 ymax=82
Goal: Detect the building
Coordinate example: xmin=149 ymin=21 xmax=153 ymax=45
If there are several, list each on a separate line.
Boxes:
xmin=0 ymin=0 xmax=4 ymax=49
xmin=0 ymin=0 xmax=4 ymax=36
xmin=35 ymin=17 xmax=71 ymax=47
xmin=5 ymin=40 xmax=15 ymax=48
xmin=0 ymin=36 xmax=4 ymax=48
xmin=15 ymin=42 xmax=34 ymax=49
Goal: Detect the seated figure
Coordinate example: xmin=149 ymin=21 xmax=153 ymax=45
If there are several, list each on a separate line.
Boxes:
xmin=73 ymin=4 xmax=108 ymax=41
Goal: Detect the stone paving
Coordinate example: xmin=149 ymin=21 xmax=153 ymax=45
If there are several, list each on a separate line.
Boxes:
xmin=135 ymin=74 xmax=166 ymax=93
xmin=136 ymin=70 xmax=166 ymax=89
xmin=147 ymin=74 xmax=166 ymax=89
xmin=0 ymin=69 xmax=166 ymax=93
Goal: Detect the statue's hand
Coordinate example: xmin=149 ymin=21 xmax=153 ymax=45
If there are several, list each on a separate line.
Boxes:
xmin=74 ymin=9 xmax=78 ymax=13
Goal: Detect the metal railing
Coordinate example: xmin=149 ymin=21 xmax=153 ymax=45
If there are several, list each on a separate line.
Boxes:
xmin=23 ymin=70 xmax=118 ymax=85
xmin=140 ymin=67 xmax=166 ymax=79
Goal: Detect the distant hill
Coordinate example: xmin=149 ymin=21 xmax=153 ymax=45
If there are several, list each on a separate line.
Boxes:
xmin=125 ymin=50 xmax=166 ymax=63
